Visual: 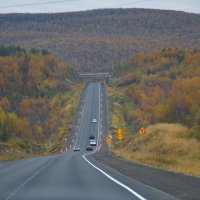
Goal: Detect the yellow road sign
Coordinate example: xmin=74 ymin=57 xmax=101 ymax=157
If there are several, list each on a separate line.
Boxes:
xmin=139 ymin=127 xmax=146 ymax=135
xmin=106 ymin=133 xmax=112 ymax=145
xmin=117 ymin=129 xmax=123 ymax=140
xmin=106 ymin=137 xmax=111 ymax=145
xmin=117 ymin=129 xmax=123 ymax=134
xmin=117 ymin=134 xmax=123 ymax=140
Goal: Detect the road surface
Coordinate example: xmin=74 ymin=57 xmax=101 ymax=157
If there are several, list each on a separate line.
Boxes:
xmin=0 ymin=83 xmax=175 ymax=200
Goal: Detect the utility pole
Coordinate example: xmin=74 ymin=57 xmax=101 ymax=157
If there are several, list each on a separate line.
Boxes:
xmin=141 ymin=134 xmax=144 ymax=161
xmin=138 ymin=127 xmax=146 ymax=161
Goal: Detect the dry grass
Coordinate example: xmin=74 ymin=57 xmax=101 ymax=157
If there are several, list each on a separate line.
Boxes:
xmin=107 ymin=86 xmax=200 ymax=176
xmin=0 ymin=139 xmax=34 ymax=161
xmin=108 ymin=86 xmax=128 ymax=133
xmin=112 ymin=123 xmax=200 ymax=176
xmin=0 ymin=151 xmax=29 ymax=161
xmin=47 ymin=84 xmax=83 ymax=152
xmin=111 ymin=102 xmax=126 ymax=129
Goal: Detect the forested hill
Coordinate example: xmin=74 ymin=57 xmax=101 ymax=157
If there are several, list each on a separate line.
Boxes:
xmin=110 ymin=49 xmax=200 ymax=175
xmin=112 ymin=49 xmax=200 ymax=133
xmin=1 ymin=8 xmax=200 ymax=72
xmin=0 ymin=46 xmax=78 ymax=159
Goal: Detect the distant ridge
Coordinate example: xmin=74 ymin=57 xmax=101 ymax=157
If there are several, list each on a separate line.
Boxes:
xmin=0 ymin=8 xmax=200 ymax=71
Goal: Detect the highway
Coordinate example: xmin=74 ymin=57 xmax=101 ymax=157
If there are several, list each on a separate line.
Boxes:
xmin=0 ymin=83 xmax=176 ymax=200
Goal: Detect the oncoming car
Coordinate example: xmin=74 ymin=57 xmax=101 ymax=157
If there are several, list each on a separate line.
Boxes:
xmin=73 ymin=146 xmax=80 ymax=151
xmin=92 ymin=118 xmax=97 ymax=123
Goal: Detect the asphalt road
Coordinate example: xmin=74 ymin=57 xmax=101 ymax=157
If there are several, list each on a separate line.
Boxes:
xmin=0 ymin=83 xmax=176 ymax=200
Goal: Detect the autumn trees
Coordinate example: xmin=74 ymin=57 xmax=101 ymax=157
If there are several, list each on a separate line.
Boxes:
xmin=113 ymin=49 xmax=200 ymax=137
xmin=166 ymin=77 xmax=200 ymax=126
xmin=0 ymin=9 xmax=200 ymax=71
xmin=0 ymin=46 xmax=76 ymax=143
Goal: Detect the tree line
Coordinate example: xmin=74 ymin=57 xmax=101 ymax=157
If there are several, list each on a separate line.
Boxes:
xmin=112 ymin=49 xmax=200 ymax=140
xmin=0 ymin=8 xmax=200 ymax=71
xmin=0 ymin=46 xmax=76 ymax=144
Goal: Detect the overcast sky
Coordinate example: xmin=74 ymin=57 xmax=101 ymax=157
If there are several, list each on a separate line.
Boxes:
xmin=0 ymin=0 xmax=199 ymax=14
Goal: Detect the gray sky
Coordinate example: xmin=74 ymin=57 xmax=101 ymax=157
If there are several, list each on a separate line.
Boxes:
xmin=0 ymin=0 xmax=199 ymax=14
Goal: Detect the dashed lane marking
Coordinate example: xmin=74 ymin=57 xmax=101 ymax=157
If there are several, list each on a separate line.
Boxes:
xmin=6 ymin=158 xmax=55 ymax=200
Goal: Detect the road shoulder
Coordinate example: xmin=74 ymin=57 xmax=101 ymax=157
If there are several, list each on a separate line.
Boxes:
xmin=92 ymin=151 xmax=200 ymax=200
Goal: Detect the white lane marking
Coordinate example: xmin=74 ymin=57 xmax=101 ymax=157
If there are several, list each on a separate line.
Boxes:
xmin=6 ymin=158 xmax=55 ymax=200
xmin=83 ymin=155 xmax=146 ymax=200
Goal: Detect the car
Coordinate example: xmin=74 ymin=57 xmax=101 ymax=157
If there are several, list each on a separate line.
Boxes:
xmin=92 ymin=118 xmax=97 ymax=123
xmin=89 ymin=135 xmax=95 ymax=139
xmin=73 ymin=146 xmax=80 ymax=151
xmin=90 ymin=139 xmax=96 ymax=146
xmin=86 ymin=146 xmax=93 ymax=151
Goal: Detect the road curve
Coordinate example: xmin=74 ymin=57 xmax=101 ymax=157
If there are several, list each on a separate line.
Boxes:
xmin=0 ymin=83 xmax=176 ymax=200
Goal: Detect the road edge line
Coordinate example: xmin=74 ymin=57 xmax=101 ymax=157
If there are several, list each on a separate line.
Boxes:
xmin=83 ymin=83 xmax=146 ymax=200
xmin=83 ymin=154 xmax=146 ymax=200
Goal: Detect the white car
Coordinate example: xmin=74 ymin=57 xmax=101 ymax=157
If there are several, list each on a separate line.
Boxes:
xmin=90 ymin=139 xmax=96 ymax=146
xmin=73 ymin=146 xmax=80 ymax=151
xmin=92 ymin=118 xmax=97 ymax=123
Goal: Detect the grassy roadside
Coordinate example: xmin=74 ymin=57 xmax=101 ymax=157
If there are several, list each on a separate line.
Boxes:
xmin=0 ymin=84 xmax=83 ymax=161
xmin=0 ymin=139 xmax=34 ymax=161
xmin=47 ymin=84 xmax=83 ymax=153
xmin=108 ymin=85 xmax=200 ymax=176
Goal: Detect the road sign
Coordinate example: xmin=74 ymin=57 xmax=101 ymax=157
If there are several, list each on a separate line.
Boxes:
xmin=106 ymin=133 xmax=113 ymax=145
xmin=139 ymin=127 xmax=146 ymax=135
xmin=107 ymin=133 xmax=113 ymax=139
xmin=117 ymin=129 xmax=123 ymax=140
xmin=117 ymin=129 xmax=123 ymax=134
xmin=106 ymin=136 xmax=111 ymax=145
xmin=117 ymin=134 xmax=123 ymax=140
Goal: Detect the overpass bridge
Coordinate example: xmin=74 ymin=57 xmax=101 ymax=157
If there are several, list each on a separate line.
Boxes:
xmin=78 ymin=73 xmax=110 ymax=83
xmin=79 ymin=73 xmax=110 ymax=79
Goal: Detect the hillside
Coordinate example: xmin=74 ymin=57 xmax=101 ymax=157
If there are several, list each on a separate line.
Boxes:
xmin=109 ymin=49 xmax=200 ymax=175
xmin=0 ymin=45 xmax=80 ymax=160
xmin=112 ymin=49 xmax=200 ymax=129
xmin=0 ymin=9 xmax=200 ymax=71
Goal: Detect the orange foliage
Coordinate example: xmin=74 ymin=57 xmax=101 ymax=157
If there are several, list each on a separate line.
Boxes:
xmin=114 ymin=49 xmax=200 ymax=129
xmin=0 ymin=46 xmax=75 ymax=142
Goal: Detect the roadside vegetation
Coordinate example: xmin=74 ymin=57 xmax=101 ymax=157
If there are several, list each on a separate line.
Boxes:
xmin=0 ymin=46 xmax=82 ymax=161
xmin=109 ymin=49 xmax=200 ymax=176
